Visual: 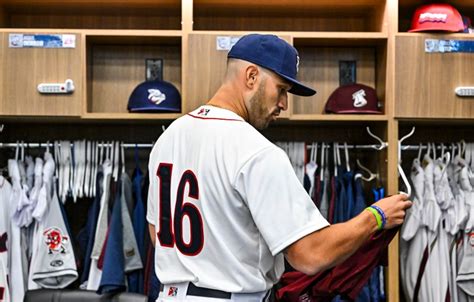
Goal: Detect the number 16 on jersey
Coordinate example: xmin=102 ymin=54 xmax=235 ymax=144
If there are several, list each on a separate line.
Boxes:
xmin=156 ymin=163 xmax=204 ymax=256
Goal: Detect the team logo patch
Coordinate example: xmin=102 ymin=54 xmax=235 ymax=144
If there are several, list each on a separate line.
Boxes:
xmin=43 ymin=227 xmax=68 ymax=254
xmin=50 ymin=260 xmax=64 ymax=267
xmin=0 ymin=233 xmax=7 ymax=253
xmin=148 ymin=89 xmax=166 ymax=105
xmin=197 ymin=108 xmax=210 ymax=116
xmin=167 ymin=286 xmax=178 ymax=297
xmin=352 ymin=89 xmax=368 ymax=108
xmin=469 ymin=232 xmax=474 ymax=246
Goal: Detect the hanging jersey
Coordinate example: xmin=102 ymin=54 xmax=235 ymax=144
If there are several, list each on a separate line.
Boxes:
xmin=147 ymin=105 xmax=329 ymax=293
xmin=30 ymin=188 xmax=78 ymax=288
xmin=0 ymin=177 xmax=12 ymax=302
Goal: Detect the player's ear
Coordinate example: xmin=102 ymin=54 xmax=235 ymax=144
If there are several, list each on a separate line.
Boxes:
xmin=245 ymin=65 xmax=259 ymax=90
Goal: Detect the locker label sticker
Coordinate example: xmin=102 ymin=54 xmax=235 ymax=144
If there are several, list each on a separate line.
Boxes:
xmin=425 ymin=39 xmax=474 ymax=53
xmin=9 ymin=34 xmax=76 ymax=48
xmin=216 ymin=36 xmax=241 ymax=51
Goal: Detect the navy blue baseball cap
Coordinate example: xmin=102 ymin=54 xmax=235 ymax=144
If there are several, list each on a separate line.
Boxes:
xmin=228 ymin=34 xmax=316 ymax=96
xmin=127 ymin=80 xmax=181 ymax=112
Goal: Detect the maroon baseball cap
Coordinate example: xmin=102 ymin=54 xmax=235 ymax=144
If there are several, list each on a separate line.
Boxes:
xmin=325 ymin=83 xmax=382 ymax=114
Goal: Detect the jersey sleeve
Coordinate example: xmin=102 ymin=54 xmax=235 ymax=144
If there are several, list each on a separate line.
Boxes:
xmin=146 ymin=158 xmax=157 ymax=226
xmin=234 ymin=146 xmax=329 ymax=256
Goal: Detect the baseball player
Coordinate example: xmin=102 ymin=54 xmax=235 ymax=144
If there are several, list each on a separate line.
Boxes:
xmin=147 ymin=34 xmax=411 ymax=301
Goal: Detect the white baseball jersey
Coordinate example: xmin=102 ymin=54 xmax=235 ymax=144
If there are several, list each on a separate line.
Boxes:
xmin=0 ymin=176 xmax=12 ymax=302
xmin=147 ymin=105 xmax=329 ymax=293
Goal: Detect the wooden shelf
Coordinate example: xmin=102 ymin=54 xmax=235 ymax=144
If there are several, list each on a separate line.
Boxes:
xmin=193 ymin=0 xmax=387 ymax=32
xmin=0 ymin=0 xmax=182 ymax=29
xmin=290 ymin=114 xmax=388 ymax=122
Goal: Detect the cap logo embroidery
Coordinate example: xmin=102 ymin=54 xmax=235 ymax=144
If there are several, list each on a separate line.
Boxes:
xmin=296 ymin=55 xmax=300 ymax=73
xmin=352 ymin=89 xmax=368 ymax=108
xmin=148 ymin=89 xmax=166 ymax=105
xmin=419 ymin=13 xmax=447 ymax=23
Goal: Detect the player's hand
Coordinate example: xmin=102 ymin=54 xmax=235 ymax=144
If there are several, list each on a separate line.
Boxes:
xmin=371 ymin=194 xmax=412 ymax=229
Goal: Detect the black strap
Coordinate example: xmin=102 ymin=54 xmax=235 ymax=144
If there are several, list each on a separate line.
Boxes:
xmin=186 ymin=283 xmax=231 ymax=299
xmin=159 ymin=283 xmax=231 ymax=299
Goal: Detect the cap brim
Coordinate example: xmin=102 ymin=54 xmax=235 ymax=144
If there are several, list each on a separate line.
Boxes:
xmin=408 ymin=27 xmax=462 ymax=32
xmin=328 ymin=109 xmax=382 ymax=114
xmin=278 ymin=73 xmax=317 ymax=97
xmin=128 ymin=107 xmax=180 ymax=113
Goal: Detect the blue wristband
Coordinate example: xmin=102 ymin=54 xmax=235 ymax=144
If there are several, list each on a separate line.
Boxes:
xmin=370 ymin=205 xmax=386 ymax=229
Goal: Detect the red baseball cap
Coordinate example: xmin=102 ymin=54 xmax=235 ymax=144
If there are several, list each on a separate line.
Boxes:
xmin=325 ymin=83 xmax=381 ymax=114
xmin=409 ymin=3 xmax=464 ymax=32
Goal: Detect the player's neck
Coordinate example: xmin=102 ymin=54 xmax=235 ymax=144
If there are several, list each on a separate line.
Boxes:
xmin=207 ymin=85 xmax=249 ymax=121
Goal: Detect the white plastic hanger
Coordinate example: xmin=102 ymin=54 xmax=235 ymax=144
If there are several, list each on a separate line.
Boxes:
xmin=417 ymin=142 xmax=423 ymax=162
xmin=113 ymin=141 xmax=120 ymax=181
xmin=344 ymin=142 xmax=350 ymax=172
xmin=92 ymin=141 xmax=99 ymax=197
xmin=84 ymin=141 xmax=91 ymax=198
xmin=320 ymin=142 xmax=325 ymax=181
xmin=398 ymin=127 xmax=415 ymax=197
xmin=305 ymin=143 xmax=318 ymax=197
xmin=121 ymin=142 xmax=126 ymax=176
xmin=333 ymin=143 xmax=338 ymax=177
xmin=354 ymin=159 xmax=378 ymax=182
xmin=366 ymin=127 xmax=388 ymax=150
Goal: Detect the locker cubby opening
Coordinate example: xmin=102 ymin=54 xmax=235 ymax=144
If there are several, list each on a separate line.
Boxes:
xmin=193 ymin=0 xmax=388 ymax=32
xmin=399 ymin=0 xmax=474 ymax=32
xmin=0 ymin=0 xmax=181 ymax=30
xmin=264 ymin=121 xmax=389 ymax=193
xmin=85 ymin=35 xmax=182 ymax=115
xmin=398 ymin=122 xmax=474 ymax=181
xmin=0 ymin=121 xmax=175 ymax=180
xmin=291 ymin=38 xmax=388 ymax=116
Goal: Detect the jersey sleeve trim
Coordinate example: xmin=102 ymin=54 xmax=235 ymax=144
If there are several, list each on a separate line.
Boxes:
xmin=271 ymin=219 xmax=330 ymax=256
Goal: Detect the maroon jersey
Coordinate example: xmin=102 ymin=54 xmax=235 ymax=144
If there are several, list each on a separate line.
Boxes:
xmin=277 ymin=227 xmax=398 ymax=301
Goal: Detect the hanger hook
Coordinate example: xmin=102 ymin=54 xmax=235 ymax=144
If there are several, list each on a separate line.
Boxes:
xmin=399 ymin=127 xmax=416 ymax=145
xmin=398 ymin=127 xmax=416 ymax=162
xmin=366 ymin=127 xmax=388 ymax=150
xmin=356 ymin=159 xmax=377 ymax=181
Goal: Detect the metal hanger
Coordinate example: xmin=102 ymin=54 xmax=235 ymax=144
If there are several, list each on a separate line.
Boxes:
xmin=398 ymin=127 xmax=415 ymax=197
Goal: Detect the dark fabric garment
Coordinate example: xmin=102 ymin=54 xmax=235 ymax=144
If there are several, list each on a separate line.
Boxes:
xmin=352 ymin=177 xmax=367 ymax=218
xmin=334 ymin=171 xmax=347 ymax=224
xmin=145 ymin=244 xmax=161 ymax=302
xmin=80 ymin=171 xmax=104 ymax=284
xmin=304 ymin=173 xmax=311 ymax=193
xmin=343 ymin=170 xmax=355 ymax=220
xmin=328 ymin=175 xmax=337 ymax=224
xmin=128 ymin=165 xmax=146 ymax=293
xmin=97 ymin=182 xmax=126 ymax=294
xmin=276 ymin=227 xmax=399 ymax=302
xmin=312 ymin=167 xmax=322 ymax=209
